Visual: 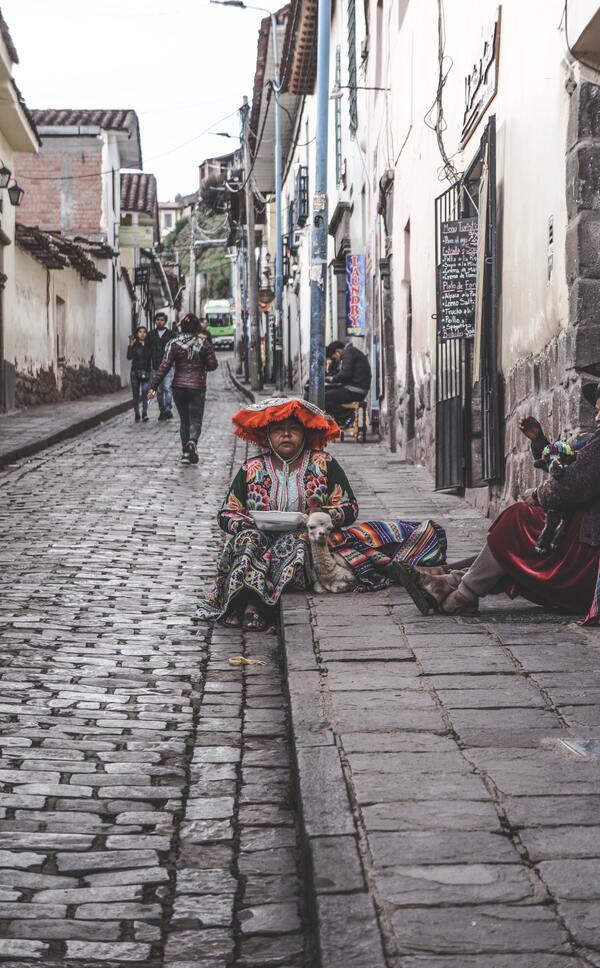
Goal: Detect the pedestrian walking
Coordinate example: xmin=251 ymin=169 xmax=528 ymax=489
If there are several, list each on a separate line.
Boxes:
xmin=148 ymin=310 xmax=175 ymax=421
xmin=148 ymin=312 xmax=218 ymax=465
xmin=127 ymin=326 xmax=153 ymax=423
xmin=199 ymin=317 xmax=213 ymax=342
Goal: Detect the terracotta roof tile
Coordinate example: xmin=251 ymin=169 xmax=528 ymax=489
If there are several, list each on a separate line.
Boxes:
xmin=16 ymin=224 xmax=105 ymax=281
xmin=31 ymin=109 xmax=142 ymax=168
xmin=120 ymin=172 xmax=157 ymax=218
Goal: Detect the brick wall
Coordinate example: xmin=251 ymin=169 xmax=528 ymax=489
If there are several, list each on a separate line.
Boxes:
xmin=15 ymin=143 xmax=103 ymax=235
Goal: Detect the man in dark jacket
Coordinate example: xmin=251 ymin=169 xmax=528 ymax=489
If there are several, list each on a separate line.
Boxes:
xmin=148 ymin=313 xmax=218 ymax=465
xmin=148 ymin=311 xmax=175 ymax=421
xmin=324 ymin=340 xmax=371 ymax=426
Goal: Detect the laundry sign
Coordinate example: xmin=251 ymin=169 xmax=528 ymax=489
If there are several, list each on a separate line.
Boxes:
xmin=346 ymin=254 xmax=366 ymax=336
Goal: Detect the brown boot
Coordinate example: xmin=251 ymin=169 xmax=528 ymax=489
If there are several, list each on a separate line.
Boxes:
xmin=441 ymin=587 xmax=479 ymax=615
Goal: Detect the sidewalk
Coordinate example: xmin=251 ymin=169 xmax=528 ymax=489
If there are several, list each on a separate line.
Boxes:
xmin=282 ymin=438 xmax=600 ymax=967
xmin=0 ymin=389 xmax=132 ymax=467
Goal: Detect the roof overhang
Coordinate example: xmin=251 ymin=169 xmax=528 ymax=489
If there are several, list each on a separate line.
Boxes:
xmin=0 ymin=81 xmax=39 ymax=152
xmin=280 ymin=0 xmax=317 ymax=95
xmin=251 ymin=11 xmax=302 ymax=193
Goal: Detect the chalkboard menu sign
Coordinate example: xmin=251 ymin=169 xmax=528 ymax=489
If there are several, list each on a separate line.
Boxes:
xmin=439 ymin=217 xmax=478 ymax=340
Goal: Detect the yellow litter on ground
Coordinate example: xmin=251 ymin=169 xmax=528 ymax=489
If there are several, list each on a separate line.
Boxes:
xmin=228 ymin=655 xmax=266 ymax=667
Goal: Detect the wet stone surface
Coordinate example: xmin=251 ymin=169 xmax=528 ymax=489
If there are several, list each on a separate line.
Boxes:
xmin=0 ymin=364 xmax=310 ymax=966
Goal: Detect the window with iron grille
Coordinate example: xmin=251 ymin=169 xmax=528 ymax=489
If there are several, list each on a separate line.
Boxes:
xmin=335 ymin=46 xmax=343 ymax=185
xmin=295 ymin=166 xmax=309 ymax=226
xmin=347 ymin=0 xmax=358 ymax=134
xmin=282 ymin=235 xmax=290 ymax=282
xmin=287 ymin=201 xmax=298 ymax=254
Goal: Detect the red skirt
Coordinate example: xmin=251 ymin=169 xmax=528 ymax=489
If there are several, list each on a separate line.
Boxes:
xmin=487 ymin=504 xmax=599 ymax=613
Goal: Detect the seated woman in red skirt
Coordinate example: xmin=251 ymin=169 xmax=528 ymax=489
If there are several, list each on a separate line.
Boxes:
xmin=400 ymin=382 xmax=600 ymax=624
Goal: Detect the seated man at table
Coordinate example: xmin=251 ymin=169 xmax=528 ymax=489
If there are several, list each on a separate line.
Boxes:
xmin=324 ymin=340 xmax=371 ymax=427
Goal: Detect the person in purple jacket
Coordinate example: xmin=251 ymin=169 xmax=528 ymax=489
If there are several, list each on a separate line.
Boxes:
xmin=148 ymin=313 xmax=218 ymax=465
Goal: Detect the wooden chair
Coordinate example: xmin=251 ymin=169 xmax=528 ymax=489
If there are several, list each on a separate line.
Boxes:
xmin=339 ymin=401 xmax=367 ymax=442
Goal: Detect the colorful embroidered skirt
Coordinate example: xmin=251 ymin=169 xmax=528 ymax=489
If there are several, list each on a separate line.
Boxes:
xmin=198 ymin=527 xmax=308 ymax=620
xmin=487 ymin=504 xmax=599 ymax=622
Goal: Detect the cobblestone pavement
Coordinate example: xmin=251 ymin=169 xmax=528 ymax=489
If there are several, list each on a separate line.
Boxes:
xmin=283 ymin=444 xmax=600 ymax=968
xmin=0 ymin=390 xmax=132 ymax=467
xmin=0 ymin=364 xmax=309 ymax=967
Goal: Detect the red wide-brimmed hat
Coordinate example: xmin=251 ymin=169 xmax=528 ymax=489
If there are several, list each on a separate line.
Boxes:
xmin=232 ymin=397 xmax=340 ymax=448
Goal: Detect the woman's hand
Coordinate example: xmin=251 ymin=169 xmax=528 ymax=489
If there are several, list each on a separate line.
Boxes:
xmin=522 ymin=488 xmax=539 ymax=506
xmin=147 ymin=388 xmax=156 ymax=401
xmin=519 ymin=416 xmax=543 ymax=442
xmin=128 ymin=334 xmax=136 ymax=345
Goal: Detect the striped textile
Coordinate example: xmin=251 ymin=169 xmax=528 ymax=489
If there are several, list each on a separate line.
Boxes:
xmin=328 ymin=519 xmax=447 ymax=590
xmin=583 ymin=567 xmax=600 ymax=626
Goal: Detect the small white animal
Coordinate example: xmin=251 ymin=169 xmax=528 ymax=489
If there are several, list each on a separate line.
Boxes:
xmin=306 ymin=511 xmax=356 ymax=594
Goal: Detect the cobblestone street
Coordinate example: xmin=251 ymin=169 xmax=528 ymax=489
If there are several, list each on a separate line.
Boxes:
xmin=4 ymin=366 xmax=600 ymax=967
xmin=0 ymin=365 xmax=309 ymax=967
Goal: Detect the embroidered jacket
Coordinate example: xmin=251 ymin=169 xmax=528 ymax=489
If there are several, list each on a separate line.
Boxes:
xmin=218 ymin=450 xmax=359 ymax=535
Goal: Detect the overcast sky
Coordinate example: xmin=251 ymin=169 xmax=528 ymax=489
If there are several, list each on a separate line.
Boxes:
xmin=3 ymin=0 xmax=279 ymax=200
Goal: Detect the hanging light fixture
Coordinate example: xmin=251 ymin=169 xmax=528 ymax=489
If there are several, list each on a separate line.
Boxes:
xmin=8 ymin=182 xmax=24 ymax=206
xmin=0 ymin=164 xmax=11 ymax=189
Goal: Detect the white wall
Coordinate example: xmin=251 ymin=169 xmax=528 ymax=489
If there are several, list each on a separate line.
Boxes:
xmin=12 ymin=247 xmax=99 ymax=378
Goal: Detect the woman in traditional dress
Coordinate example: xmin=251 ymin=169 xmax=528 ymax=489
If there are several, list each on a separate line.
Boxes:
xmin=396 ymin=382 xmax=600 ymax=625
xmin=199 ymin=397 xmax=448 ymax=631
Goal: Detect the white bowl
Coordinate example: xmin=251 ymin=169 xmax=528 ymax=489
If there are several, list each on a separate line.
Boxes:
xmin=250 ymin=511 xmax=307 ymax=532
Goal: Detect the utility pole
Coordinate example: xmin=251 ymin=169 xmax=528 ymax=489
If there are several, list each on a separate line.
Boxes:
xmin=308 ymin=0 xmax=332 ymax=408
xmin=270 ymin=12 xmax=284 ymax=393
xmin=241 ymin=95 xmax=261 ymax=391
xmin=188 ymin=203 xmax=197 ymax=314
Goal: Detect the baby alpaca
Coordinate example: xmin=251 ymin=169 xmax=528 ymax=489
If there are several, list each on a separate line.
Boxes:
xmin=307 ymin=511 xmax=356 ymax=593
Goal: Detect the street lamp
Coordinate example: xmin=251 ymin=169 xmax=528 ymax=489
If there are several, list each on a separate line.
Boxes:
xmin=211 ymin=0 xmax=284 ymax=391
xmin=8 ymin=182 xmax=24 ymax=206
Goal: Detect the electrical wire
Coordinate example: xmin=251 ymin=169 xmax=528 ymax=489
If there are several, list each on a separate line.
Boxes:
xmin=19 ymin=108 xmax=240 ymax=182
xmin=423 ymin=0 xmax=461 ymax=185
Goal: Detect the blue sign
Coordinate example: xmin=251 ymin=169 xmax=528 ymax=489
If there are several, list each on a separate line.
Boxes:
xmin=345 ymin=254 xmax=366 ymax=336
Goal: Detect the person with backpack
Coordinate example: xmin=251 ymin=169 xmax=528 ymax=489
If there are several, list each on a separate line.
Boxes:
xmin=147 ymin=313 xmax=218 ymax=464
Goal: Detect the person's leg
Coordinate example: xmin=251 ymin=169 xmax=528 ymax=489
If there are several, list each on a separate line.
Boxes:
xmin=131 ymin=372 xmax=141 ymax=419
xmin=154 ymin=371 xmax=166 ymax=415
xmin=324 ymin=386 xmax=365 ymax=423
xmin=141 ymin=378 xmax=150 ymax=419
xmin=187 ymin=391 xmax=206 ymax=446
xmin=162 ymin=367 xmax=174 ymax=415
xmin=172 ymin=387 xmax=190 ymax=450
xmin=440 ymin=543 xmax=506 ymax=612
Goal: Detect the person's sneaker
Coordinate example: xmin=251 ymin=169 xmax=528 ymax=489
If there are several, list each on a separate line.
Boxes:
xmin=142 ymin=414 xmax=149 ymax=422
xmin=134 ymin=414 xmax=141 ymax=423
xmin=165 ymin=410 xmax=174 ymax=420
xmin=157 ymin=412 xmax=167 ymax=422
xmin=186 ymin=441 xmax=199 ymax=465
xmin=180 ymin=452 xmax=190 ymax=465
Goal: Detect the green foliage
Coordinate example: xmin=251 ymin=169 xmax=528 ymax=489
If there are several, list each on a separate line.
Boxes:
xmin=161 ymin=206 xmax=230 ymax=298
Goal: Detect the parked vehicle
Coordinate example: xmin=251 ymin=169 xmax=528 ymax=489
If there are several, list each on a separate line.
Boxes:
xmin=204 ymin=299 xmax=234 ymax=350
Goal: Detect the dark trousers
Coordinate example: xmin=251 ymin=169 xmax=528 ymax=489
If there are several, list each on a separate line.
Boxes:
xmin=173 ymin=387 xmax=206 ymax=449
xmin=324 ymin=386 xmax=366 ymax=422
xmin=131 ymin=371 xmax=150 ymax=417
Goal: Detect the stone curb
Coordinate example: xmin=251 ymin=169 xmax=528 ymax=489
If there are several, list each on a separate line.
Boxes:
xmin=280 ymin=594 xmax=387 ymax=968
xmin=225 ymin=362 xmax=255 ymax=402
xmin=0 ymin=397 xmax=133 ymax=469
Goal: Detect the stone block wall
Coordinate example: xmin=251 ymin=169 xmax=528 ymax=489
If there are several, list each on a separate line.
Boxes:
xmin=15 ymin=359 xmax=121 ymax=409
